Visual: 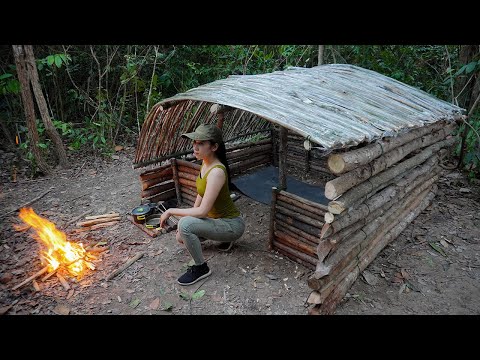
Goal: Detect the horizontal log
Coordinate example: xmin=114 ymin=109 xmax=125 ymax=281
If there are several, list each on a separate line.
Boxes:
xmin=275 ymin=212 xmax=321 ymax=238
xmin=327 ymin=120 xmax=451 ymax=175
xmin=322 ymin=169 xmax=439 ymax=238
xmin=324 ymin=125 xmax=455 ymax=199
xmin=325 ymin=135 xmax=454 ymax=208
xmin=275 ymin=222 xmax=320 ymax=245
xmin=313 ymin=185 xmax=434 ymax=290
xmin=182 ymin=198 xmax=195 ymax=207
xmin=229 ymin=153 xmax=271 ymax=169
xmin=141 ymin=180 xmax=175 ymax=198
xmin=226 ymin=138 xmax=271 ymax=152
xmin=278 ymin=190 xmax=328 ymax=212
xmin=276 ymin=204 xmax=324 ymax=228
xmin=181 ymin=191 xmax=197 ymax=203
xmin=274 ymin=230 xmax=318 ymax=257
xmin=143 ymin=188 xmax=176 ymax=203
xmin=227 ymin=144 xmax=272 ymax=161
xmin=276 ymin=198 xmax=325 ymax=221
xmin=178 ymin=165 xmax=199 ymax=176
xmin=178 ymin=171 xmax=197 ymax=182
xmin=141 ymin=174 xmax=173 ymax=191
xmin=272 ymin=240 xmax=317 ymax=269
xmin=230 ymin=156 xmax=271 ymax=174
xmin=139 ymin=163 xmax=172 ymax=180
xmin=176 ymin=159 xmax=201 ymax=171
xmin=317 ymin=187 xmax=436 ymax=314
xmin=178 ymin=177 xmax=197 ymax=188
xmin=180 ymin=186 xmax=197 ymax=197
xmin=328 ymin=154 xmax=438 ymax=214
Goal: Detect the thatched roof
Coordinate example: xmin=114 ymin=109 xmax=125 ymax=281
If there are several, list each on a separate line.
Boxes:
xmin=134 ymin=64 xmax=465 ymax=167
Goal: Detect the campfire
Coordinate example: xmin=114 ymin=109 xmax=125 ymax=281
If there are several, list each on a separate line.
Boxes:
xmin=11 ymin=208 xmax=97 ymax=291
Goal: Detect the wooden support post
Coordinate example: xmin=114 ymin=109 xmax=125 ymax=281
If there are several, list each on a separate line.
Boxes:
xmin=278 ymin=127 xmax=287 ymax=190
xmin=268 ymin=187 xmax=278 ymax=250
xmin=305 ymin=148 xmax=311 ymax=173
xmin=170 ymin=158 xmax=182 ymax=206
xmin=271 ymin=127 xmax=278 ymax=167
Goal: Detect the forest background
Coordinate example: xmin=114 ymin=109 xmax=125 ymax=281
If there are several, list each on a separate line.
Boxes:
xmin=1 ymin=45 xmax=479 ymax=179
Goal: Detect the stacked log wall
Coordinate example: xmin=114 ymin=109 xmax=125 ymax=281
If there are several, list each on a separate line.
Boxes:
xmin=158 ymin=138 xmax=274 ymax=206
xmin=306 ymin=120 xmax=459 ymax=315
xmin=139 ymin=163 xmax=175 ymax=204
xmin=284 ymin=130 xmax=335 ymax=181
xmin=269 ymin=189 xmax=329 ymax=270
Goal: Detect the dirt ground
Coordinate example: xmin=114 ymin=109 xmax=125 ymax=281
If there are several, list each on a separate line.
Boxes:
xmin=1 ymin=147 xmax=479 ymax=315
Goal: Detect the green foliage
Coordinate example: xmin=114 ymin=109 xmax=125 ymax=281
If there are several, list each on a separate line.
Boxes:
xmin=2 ymin=45 xmax=479 ymax=178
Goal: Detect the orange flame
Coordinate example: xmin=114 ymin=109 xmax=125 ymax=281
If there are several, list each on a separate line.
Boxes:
xmin=17 ymin=208 xmax=87 ymax=277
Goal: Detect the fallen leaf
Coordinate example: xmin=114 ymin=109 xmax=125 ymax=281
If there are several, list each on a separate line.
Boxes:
xmin=179 ymin=292 xmax=190 ymax=301
xmin=161 ymin=301 xmax=173 ymax=311
xmin=149 ymin=298 xmax=160 ymax=310
xmin=400 ymin=268 xmax=410 ymax=280
xmin=429 ymin=242 xmax=447 ymax=257
xmin=53 ymin=304 xmax=70 ymax=315
xmin=117 ymin=296 xmax=122 ymax=303
xmin=129 ymin=299 xmax=141 ymax=308
xmin=114 ymin=145 xmax=124 ymax=152
xmin=361 ymin=270 xmax=378 ymax=285
xmin=192 ymin=290 xmax=205 ymax=300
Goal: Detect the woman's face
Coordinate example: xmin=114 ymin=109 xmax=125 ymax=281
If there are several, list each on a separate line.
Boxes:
xmin=192 ymin=140 xmax=218 ymax=160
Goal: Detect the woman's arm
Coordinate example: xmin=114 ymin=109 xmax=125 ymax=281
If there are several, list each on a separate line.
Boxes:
xmin=160 ymin=168 xmax=225 ymax=227
xmin=194 ymin=194 xmax=202 ymax=208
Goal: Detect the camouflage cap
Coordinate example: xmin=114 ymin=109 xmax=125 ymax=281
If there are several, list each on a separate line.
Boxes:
xmin=181 ymin=124 xmax=223 ymax=143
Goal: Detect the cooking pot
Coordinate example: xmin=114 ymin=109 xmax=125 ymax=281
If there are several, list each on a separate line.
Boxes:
xmin=131 ymin=203 xmax=156 ymax=224
xmin=145 ymin=214 xmax=161 ymax=229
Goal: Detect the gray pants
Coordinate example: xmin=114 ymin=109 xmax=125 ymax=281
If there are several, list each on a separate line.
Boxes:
xmin=177 ymin=216 xmax=245 ymax=265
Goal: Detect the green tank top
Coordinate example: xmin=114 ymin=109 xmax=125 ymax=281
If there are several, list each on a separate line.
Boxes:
xmin=196 ymin=164 xmax=240 ymax=219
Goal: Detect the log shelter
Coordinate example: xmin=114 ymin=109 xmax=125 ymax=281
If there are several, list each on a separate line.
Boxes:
xmin=134 ymin=64 xmax=465 ymax=314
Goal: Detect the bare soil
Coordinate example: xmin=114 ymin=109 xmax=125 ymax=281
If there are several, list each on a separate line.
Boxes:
xmin=1 ymin=147 xmax=479 ymax=315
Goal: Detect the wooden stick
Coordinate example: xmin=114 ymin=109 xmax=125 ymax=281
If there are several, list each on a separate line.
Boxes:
xmin=11 ymin=266 xmax=49 ymax=290
xmin=56 ymin=272 xmax=70 ymax=290
xmin=84 ymin=212 xmax=120 ymax=220
xmin=171 ymin=158 xmax=183 ymax=206
xmin=106 ymin=252 xmax=145 ymax=281
xmin=63 ymin=209 xmax=93 ymax=228
xmin=141 ymin=181 xmax=175 ymax=198
xmin=1 ymin=187 xmax=53 ymax=219
xmin=77 ymin=217 xmax=121 ymax=227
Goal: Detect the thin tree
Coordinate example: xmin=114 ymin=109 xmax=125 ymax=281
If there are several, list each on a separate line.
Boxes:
xmin=12 ymin=45 xmax=51 ymax=174
xmin=318 ymin=45 xmax=325 ymax=65
xmin=24 ymin=45 xmax=69 ymax=168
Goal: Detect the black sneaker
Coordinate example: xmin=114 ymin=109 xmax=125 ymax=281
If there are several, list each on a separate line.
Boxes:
xmin=177 ymin=262 xmax=211 ymax=286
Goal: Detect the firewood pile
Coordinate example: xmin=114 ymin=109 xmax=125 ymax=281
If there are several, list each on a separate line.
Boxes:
xmin=305 ymin=120 xmax=459 ymax=314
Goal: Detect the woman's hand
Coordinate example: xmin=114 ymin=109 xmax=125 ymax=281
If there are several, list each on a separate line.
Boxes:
xmin=160 ymin=210 xmax=171 ymax=228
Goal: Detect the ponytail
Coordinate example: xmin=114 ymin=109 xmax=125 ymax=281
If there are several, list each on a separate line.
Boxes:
xmin=212 ymin=141 xmax=234 ymax=190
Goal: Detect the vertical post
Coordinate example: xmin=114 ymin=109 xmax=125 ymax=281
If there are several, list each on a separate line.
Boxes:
xmin=170 ymin=158 xmax=182 ymax=206
xmin=268 ymin=187 xmax=278 ymax=250
xmin=305 ymin=148 xmax=310 ymax=173
xmin=278 ymin=127 xmax=287 ymax=190
xmin=271 ymin=126 xmax=278 ymax=167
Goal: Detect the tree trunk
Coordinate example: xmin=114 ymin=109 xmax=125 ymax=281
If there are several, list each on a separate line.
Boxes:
xmin=318 ymin=45 xmax=325 ymax=65
xmin=24 ymin=45 xmax=69 ymax=168
xmin=12 ymin=45 xmax=51 ymax=174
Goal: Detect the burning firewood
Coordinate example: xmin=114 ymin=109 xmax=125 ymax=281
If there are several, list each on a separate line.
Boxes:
xmin=11 ymin=208 xmax=105 ymax=291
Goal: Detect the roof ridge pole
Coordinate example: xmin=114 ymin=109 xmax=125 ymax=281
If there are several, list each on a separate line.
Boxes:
xmin=278 ymin=127 xmax=288 ymax=190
